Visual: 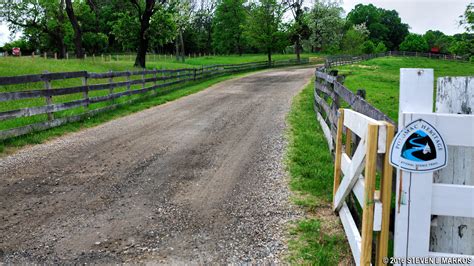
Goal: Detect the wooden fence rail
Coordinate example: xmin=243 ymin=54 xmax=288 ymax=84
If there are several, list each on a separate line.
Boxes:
xmin=313 ymin=69 xmax=395 ymax=154
xmin=325 ymin=51 xmax=470 ymax=68
xmin=0 ymin=58 xmax=309 ymax=140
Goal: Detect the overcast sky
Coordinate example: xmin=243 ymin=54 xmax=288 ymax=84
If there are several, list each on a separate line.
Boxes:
xmin=341 ymin=0 xmax=469 ymax=35
xmin=0 ymin=0 xmax=470 ymax=46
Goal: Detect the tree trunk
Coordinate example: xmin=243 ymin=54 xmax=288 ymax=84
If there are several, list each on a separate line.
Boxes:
xmin=134 ymin=0 xmax=155 ymax=68
xmin=175 ymin=38 xmax=180 ymax=61
xmin=295 ymin=38 xmax=301 ymax=62
xmin=179 ymin=29 xmax=185 ymax=62
xmin=267 ymin=48 xmax=272 ymax=66
xmin=57 ymin=0 xmax=67 ymax=59
xmin=65 ymin=0 xmax=84 ymax=59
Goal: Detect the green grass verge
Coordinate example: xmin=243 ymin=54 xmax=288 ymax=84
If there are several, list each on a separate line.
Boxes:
xmin=336 ymin=56 xmax=474 ymax=121
xmin=0 ymin=70 xmax=262 ymax=155
xmin=0 ymin=53 xmax=321 ymax=76
xmin=285 ymin=79 xmax=350 ymax=264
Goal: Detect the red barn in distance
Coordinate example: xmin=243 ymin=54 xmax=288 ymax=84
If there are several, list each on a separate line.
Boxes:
xmin=430 ymin=46 xmax=440 ymax=54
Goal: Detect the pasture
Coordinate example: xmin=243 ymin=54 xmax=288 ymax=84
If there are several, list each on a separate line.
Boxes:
xmin=335 ymin=56 xmax=474 ymax=121
xmin=0 ymin=53 xmax=319 ymax=76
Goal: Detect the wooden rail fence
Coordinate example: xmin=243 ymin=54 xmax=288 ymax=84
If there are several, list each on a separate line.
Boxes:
xmin=325 ymin=51 xmax=470 ymax=68
xmin=313 ymin=69 xmax=394 ymax=154
xmin=333 ymin=108 xmax=395 ymax=265
xmin=0 ymin=59 xmax=309 ymax=140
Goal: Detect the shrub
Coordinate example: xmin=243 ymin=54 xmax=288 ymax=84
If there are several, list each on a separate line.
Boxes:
xmin=399 ymin=33 xmax=429 ymax=52
xmin=362 ymin=40 xmax=375 ymax=54
xmin=374 ymin=42 xmax=387 ymax=53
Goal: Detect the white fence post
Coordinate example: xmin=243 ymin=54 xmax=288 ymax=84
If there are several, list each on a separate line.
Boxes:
xmin=394 ymin=69 xmax=434 ymax=260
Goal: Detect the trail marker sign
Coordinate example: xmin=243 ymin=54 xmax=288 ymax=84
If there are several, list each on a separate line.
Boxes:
xmin=390 ymin=119 xmax=447 ymax=173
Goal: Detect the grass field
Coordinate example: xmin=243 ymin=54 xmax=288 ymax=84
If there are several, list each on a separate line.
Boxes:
xmin=0 ymin=53 xmax=320 ymax=76
xmin=335 ymin=56 xmax=474 ymax=121
xmin=285 ymin=79 xmax=350 ymax=264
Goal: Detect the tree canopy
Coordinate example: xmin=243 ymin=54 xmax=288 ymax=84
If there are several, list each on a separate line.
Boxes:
xmin=1 ymin=0 xmax=473 ymax=66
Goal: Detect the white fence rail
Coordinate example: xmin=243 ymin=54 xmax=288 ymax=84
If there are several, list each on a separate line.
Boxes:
xmin=333 ymin=108 xmax=395 ymax=265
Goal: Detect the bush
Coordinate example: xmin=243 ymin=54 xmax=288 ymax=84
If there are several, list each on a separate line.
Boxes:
xmin=374 ymin=42 xmax=387 ymax=53
xmin=399 ymin=33 xmax=429 ymax=52
xmin=362 ymin=40 xmax=375 ymax=54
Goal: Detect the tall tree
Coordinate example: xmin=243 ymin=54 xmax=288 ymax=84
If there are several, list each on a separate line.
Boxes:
xmin=0 ymin=0 xmax=69 ymax=58
xmin=307 ymin=0 xmax=344 ymax=53
xmin=191 ymin=0 xmax=216 ymax=53
xmin=246 ymin=0 xmax=287 ymax=63
xmin=130 ymin=0 xmax=168 ymax=68
xmin=173 ymin=0 xmax=194 ymax=62
xmin=285 ymin=0 xmax=307 ymax=61
xmin=347 ymin=4 xmax=408 ymax=50
xmin=65 ymin=0 xmax=84 ymax=58
xmin=212 ymin=0 xmax=247 ymax=55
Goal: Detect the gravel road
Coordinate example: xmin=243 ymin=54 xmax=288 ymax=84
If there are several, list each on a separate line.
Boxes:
xmin=0 ymin=67 xmax=314 ymax=264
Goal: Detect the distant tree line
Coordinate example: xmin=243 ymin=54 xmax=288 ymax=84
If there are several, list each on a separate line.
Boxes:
xmin=1 ymin=1 xmax=473 ymax=67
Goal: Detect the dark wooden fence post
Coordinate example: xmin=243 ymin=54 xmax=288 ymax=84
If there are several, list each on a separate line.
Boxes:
xmin=141 ymin=69 xmax=146 ymax=91
xmin=126 ymin=71 xmax=131 ymax=99
xmin=108 ymin=70 xmax=114 ymax=104
xmin=153 ymin=68 xmax=157 ymax=95
xmin=43 ymin=71 xmax=54 ymax=121
xmin=82 ymin=73 xmax=89 ymax=109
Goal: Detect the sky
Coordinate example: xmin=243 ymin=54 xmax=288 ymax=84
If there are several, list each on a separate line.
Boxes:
xmin=341 ymin=0 xmax=469 ymax=35
xmin=0 ymin=0 xmax=471 ymax=46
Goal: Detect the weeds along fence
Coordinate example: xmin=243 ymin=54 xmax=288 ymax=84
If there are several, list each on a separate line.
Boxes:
xmin=0 ymin=59 xmax=308 ymax=140
xmin=325 ymin=50 xmax=470 ymax=68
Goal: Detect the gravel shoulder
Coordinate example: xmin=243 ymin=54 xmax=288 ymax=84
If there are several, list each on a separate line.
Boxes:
xmin=0 ymin=67 xmax=314 ymax=264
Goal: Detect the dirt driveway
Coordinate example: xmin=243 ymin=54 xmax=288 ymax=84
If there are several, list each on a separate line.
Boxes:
xmin=0 ymin=67 xmax=314 ymax=263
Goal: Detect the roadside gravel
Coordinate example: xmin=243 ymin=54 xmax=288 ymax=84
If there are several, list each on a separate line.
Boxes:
xmin=0 ymin=67 xmax=313 ymax=263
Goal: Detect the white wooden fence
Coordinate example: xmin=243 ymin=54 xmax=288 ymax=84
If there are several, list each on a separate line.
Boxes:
xmin=393 ymin=69 xmax=474 ymax=264
xmin=333 ymin=108 xmax=395 ymax=265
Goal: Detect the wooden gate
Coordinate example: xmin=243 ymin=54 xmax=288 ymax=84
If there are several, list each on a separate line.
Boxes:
xmin=393 ymin=69 xmax=474 ymax=264
xmin=333 ymin=108 xmax=395 ymax=265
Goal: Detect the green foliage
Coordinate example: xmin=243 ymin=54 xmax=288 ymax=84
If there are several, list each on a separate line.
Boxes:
xmin=307 ymin=0 xmax=345 ymax=53
xmin=399 ymin=33 xmax=429 ymax=52
xmin=341 ymin=24 xmax=369 ymax=54
xmin=1 ymin=39 xmax=33 ymax=53
xmin=460 ymin=3 xmax=474 ymax=32
xmin=111 ymin=5 xmax=176 ymax=53
xmin=448 ymin=40 xmax=471 ymax=55
xmin=346 ymin=4 xmax=409 ymax=50
xmin=245 ymin=0 xmax=288 ymax=61
xmin=362 ymin=40 xmax=375 ymax=54
xmin=423 ymin=30 xmax=454 ymax=53
xmin=212 ymin=0 xmax=247 ymax=55
xmin=374 ymin=41 xmax=387 ymax=53
xmin=82 ymin=32 xmax=108 ymax=54
xmin=336 ymin=57 xmax=474 ymax=121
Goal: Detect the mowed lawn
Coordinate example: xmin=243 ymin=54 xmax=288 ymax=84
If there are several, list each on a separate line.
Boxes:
xmin=0 ymin=53 xmax=320 ymax=77
xmin=335 ymin=56 xmax=474 ymax=121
